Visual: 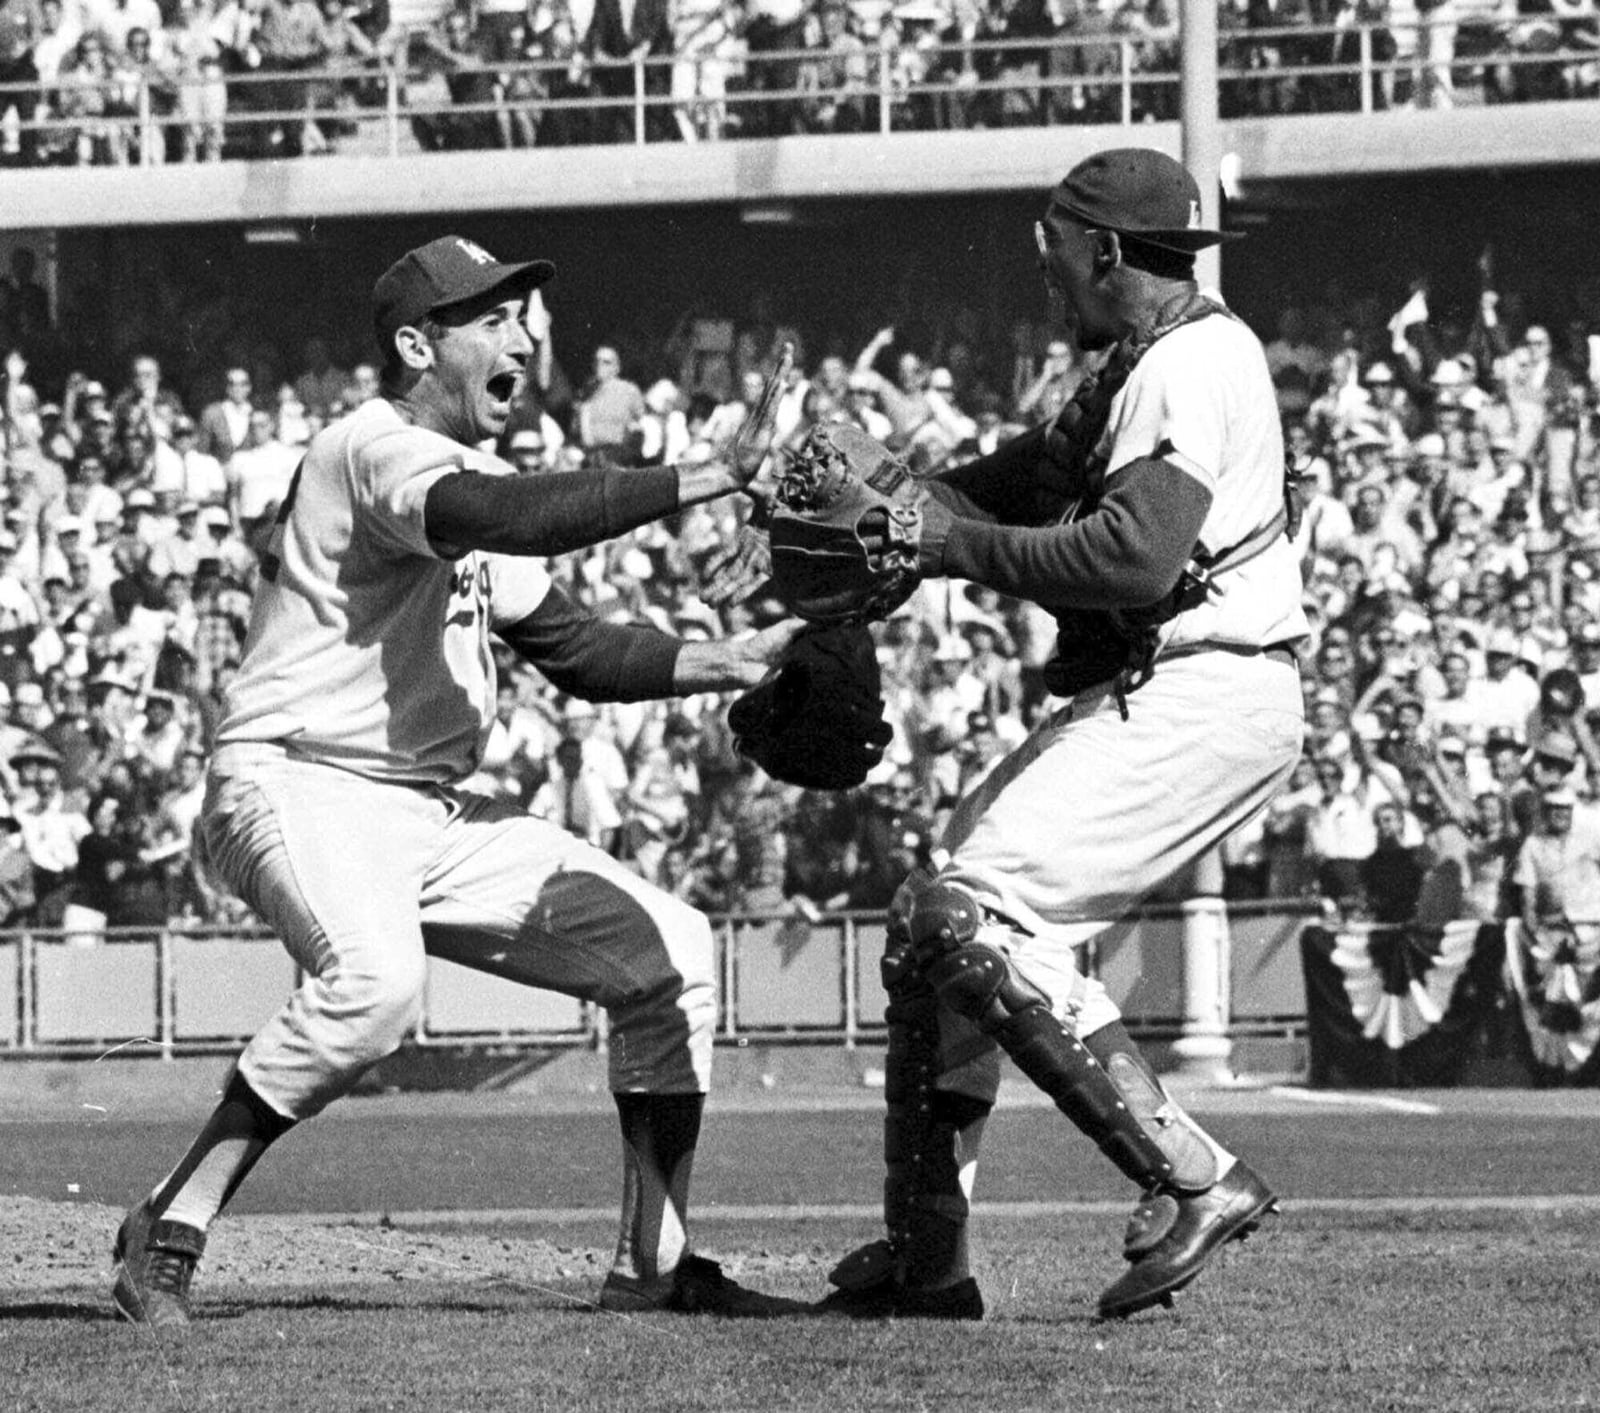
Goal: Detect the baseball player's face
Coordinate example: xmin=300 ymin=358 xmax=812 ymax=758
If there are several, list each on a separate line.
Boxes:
xmin=1036 ymin=212 xmax=1116 ymax=351
xmin=423 ymin=294 xmax=534 ymax=443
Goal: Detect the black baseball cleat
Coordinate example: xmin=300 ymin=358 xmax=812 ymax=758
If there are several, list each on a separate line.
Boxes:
xmin=814 ymin=1239 xmax=983 ymax=1319
xmin=598 ymin=1253 xmax=810 ymax=1318
xmin=111 ymin=1199 xmax=206 ymax=1328
xmin=1096 ymin=1159 xmax=1278 ymax=1320
xmin=814 ymin=1277 xmax=984 ymax=1320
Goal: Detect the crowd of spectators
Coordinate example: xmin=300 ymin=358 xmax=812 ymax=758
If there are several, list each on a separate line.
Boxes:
xmin=0 ymin=0 xmax=1596 ymax=168
xmin=9 ymin=236 xmax=1600 ymax=946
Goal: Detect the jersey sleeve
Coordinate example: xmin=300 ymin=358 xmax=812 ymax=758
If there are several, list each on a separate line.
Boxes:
xmin=350 ymin=418 xmax=474 ymax=559
xmin=1102 ymin=324 xmax=1228 ymax=496
xmin=486 ymin=553 xmax=555 ymax=629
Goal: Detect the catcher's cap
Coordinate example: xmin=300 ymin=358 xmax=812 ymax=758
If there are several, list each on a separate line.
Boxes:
xmin=373 ymin=236 xmax=555 ymax=353
xmin=1048 ymin=148 xmax=1237 ymax=254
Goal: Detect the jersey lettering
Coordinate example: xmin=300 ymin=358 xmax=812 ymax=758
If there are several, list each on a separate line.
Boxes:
xmin=259 ymin=457 xmax=308 ymax=584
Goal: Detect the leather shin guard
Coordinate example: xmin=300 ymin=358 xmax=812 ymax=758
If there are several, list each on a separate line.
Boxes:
xmin=987 ymin=1003 xmax=1187 ymax=1191
xmin=881 ymin=947 xmax=991 ymax=1288
xmin=1082 ymin=1021 xmax=1219 ymax=1192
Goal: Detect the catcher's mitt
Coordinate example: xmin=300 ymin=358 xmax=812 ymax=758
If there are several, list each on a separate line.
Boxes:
xmin=727 ymin=624 xmax=893 ymax=791
xmin=767 ymin=423 xmax=933 ymax=625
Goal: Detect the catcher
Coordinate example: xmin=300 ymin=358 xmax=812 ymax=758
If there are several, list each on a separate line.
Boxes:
xmin=768 ymin=149 xmax=1309 ymax=1320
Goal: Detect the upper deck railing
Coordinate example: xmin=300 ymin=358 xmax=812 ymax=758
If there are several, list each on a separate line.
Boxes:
xmin=0 ymin=19 xmax=1592 ymax=167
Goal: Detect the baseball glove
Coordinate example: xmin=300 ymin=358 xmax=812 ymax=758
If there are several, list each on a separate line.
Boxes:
xmin=767 ymin=423 xmax=935 ymax=625
xmin=727 ymin=624 xmax=893 ymax=791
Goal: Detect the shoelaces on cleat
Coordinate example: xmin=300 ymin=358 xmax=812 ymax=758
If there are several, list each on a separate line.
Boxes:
xmin=145 ymin=1248 xmax=197 ymax=1295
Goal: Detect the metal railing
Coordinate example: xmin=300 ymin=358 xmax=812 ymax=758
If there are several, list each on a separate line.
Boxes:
xmin=0 ymin=20 xmax=1593 ymax=167
xmin=0 ymin=900 xmax=1316 ymax=1058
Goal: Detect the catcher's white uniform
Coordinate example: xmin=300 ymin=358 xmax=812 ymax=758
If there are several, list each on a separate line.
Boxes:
xmin=204 ymin=398 xmax=714 ymax=1119
xmin=937 ymin=308 xmax=1307 ymax=1069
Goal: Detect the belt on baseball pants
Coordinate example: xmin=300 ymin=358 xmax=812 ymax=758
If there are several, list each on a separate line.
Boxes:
xmin=1162 ymin=640 xmax=1298 ymax=669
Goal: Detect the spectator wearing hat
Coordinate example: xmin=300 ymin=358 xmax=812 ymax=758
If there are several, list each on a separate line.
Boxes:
xmin=9 ymin=738 xmax=88 ymax=925
xmin=1512 ymin=783 xmax=1600 ymax=940
xmin=125 ymin=687 xmax=190 ymax=779
xmin=147 ymin=501 xmax=209 ymax=582
xmin=1506 ymin=726 xmax=1584 ymax=840
xmin=1475 ymin=625 xmax=1542 ymax=740
xmin=198 ymin=504 xmax=254 ymax=585
xmin=164 ymin=415 xmax=229 ymax=506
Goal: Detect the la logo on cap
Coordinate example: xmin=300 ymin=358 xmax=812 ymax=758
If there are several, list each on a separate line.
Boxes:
xmin=1188 ymin=200 xmax=1201 ymax=228
xmin=456 ymin=239 xmax=495 ymax=266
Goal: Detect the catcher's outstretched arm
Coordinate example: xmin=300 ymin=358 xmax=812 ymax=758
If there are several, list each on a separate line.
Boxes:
xmin=929 ymin=456 xmax=1212 ymax=611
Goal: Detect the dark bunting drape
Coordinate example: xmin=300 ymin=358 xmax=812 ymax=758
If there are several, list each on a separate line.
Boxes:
xmin=1301 ymin=921 xmax=1505 ymax=1087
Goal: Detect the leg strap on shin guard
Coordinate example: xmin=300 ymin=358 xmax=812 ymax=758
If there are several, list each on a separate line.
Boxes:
xmin=909 ymin=882 xmax=1206 ymax=1193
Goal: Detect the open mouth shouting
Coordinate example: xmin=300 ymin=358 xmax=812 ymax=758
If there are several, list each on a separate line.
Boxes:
xmin=485 ymin=367 xmax=522 ymax=419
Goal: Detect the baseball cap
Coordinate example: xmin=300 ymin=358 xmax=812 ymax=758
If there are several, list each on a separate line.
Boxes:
xmin=1542 ymin=785 xmax=1578 ymax=807
xmin=1536 ymin=730 xmax=1580 ymax=766
xmin=10 ymin=738 xmax=60 ymax=767
xmin=89 ymin=668 xmax=138 ymax=695
xmin=372 ymin=236 xmax=555 ymax=353
xmin=126 ymin=488 xmax=156 ymax=509
xmin=1048 ymin=148 xmax=1238 ymax=253
xmin=1485 ymin=627 xmax=1520 ymax=657
xmin=204 ymin=506 xmax=232 ymax=529
xmin=1362 ymin=361 xmax=1396 ymax=385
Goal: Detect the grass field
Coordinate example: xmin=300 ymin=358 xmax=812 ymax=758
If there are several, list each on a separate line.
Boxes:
xmin=5 ymin=1080 xmax=1600 ymax=1412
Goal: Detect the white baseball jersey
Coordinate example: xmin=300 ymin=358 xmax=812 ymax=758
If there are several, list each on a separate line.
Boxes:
xmin=217 ymin=399 xmax=552 ymax=785
xmin=1096 ymin=311 xmax=1309 ymax=655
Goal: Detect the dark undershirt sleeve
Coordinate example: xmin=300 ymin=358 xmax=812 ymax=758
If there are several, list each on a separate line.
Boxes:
xmin=424 ymin=466 xmax=680 ymax=558
xmin=924 ymin=425 xmax=1071 ymax=523
xmin=936 ymin=457 xmax=1214 ymax=610
xmin=496 ymin=583 xmax=682 ymax=702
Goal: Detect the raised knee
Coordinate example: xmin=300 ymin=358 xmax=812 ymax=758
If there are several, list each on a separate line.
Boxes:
xmin=323 ymin=963 xmax=427 ymax=1064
